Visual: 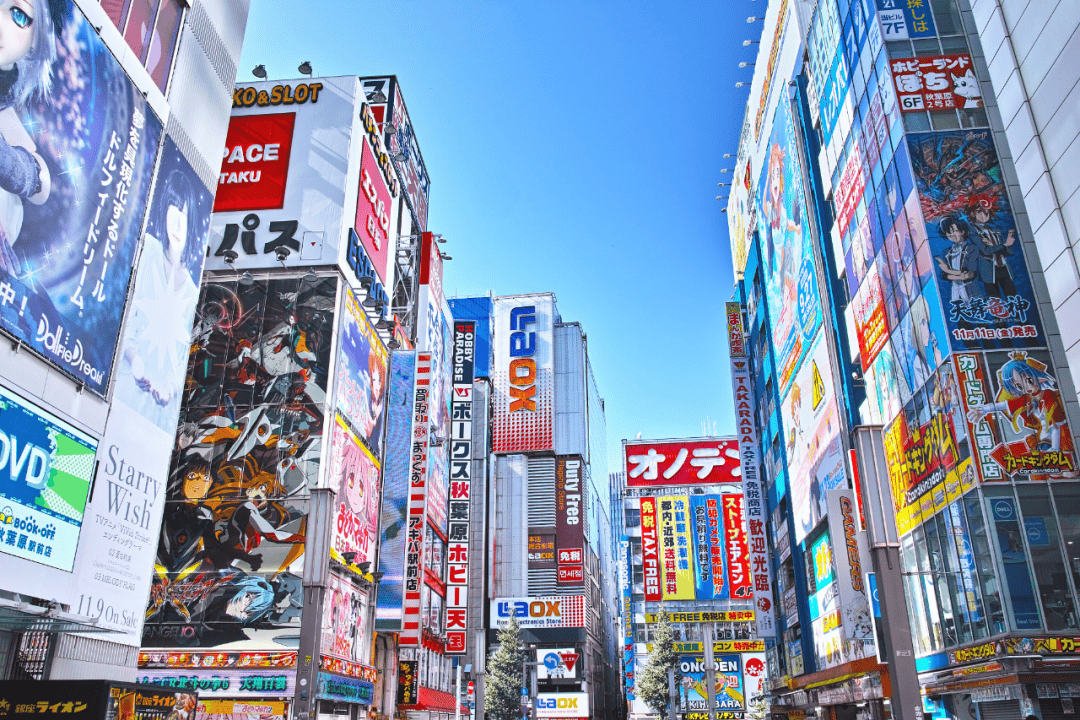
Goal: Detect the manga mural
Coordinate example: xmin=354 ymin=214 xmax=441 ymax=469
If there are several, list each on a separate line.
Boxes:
xmin=907 ymin=130 xmax=1045 ymax=351
xmin=334 ymin=287 xmax=387 ymax=458
xmin=955 ymin=350 xmax=1076 ymax=483
xmin=0 ymin=2 xmax=163 ymax=393
xmin=329 ymin=413 xmax=380 ymax=567
xmin=143 ymin=276 xmax=337 ymax=648
xmin=321 ymin=573 xmax=365 ymax=663
xmin=115 ymin=137 xmax=213 ymax=431
xmin=756 ymin=96 xmax=822 ymax=398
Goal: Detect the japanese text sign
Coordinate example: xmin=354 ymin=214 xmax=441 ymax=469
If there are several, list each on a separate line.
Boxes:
xmin=891 ymin=54 xmax=979 ymax=113
xmin=625 ymin=439 xmax=741 ymax=487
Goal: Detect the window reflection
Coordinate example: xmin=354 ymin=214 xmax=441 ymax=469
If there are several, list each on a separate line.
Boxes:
xmin=1019 ymin=485 xmax=1078 ymax=630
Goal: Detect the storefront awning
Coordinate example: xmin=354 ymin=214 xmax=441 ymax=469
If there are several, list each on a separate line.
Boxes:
xmin=401 ymin=687 xmax=466 ymax=714
xmin=0 ymin=598 xmax=114 ymax=634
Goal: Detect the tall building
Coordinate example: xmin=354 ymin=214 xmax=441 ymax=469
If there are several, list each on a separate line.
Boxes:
xmin=0 ymin=0 xmax=250 ymax=683
xmin=727 ymin=0 xmax=1080 ymax=717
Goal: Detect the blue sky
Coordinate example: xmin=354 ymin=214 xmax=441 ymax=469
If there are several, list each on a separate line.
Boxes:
xmin=240 ymin=1 xmax=753 ymax=465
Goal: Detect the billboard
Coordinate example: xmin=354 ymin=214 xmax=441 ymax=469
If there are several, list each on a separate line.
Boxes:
xmin=0 ymin=3 xmax=164 ymax=394
xmin=824 ymin=489 xmax=875 ymax=659
xmin=756 ymin=94 xmax=822 ymax=397
xmin=875 ymin=0 xmax=937 ymax=39
xmin=329 ymin=414 xmax=380 ymax=567
xmin=908 ymin=129 xmax=1045 ymax=350
xmin=492 ymin=295 xmax=555 ymax=453
xmin=536 ymin=693 xmax=589 ymax=719
xmin=321 ymin=573 xmax=366 ymax=663
xmin=689 ymin=496 xmax=727 ymax=601
xmin=955 ymin=350 xmax=1076 ymax=481
xmin=722 ymin=494 xmax=752 ymax=600
xmin=624 ymin=439 xmax=741 ymax=487
xmin=891 ymin=55 xmax=979 ymax=113
xmin=555 ymin=456 xmax=585 ymax=586
xmin=780 ymin=332 xmax=847 ymax=543
xmin=354 ymin=111 xmax=393 ymax=285
xmin=640 ymin=497 xmax=662 ymax=602
xmin=678 ymin=655 xmax=744 ymax=713
xmin=445 ymin=321 xmax=476 ymax=655
xmin=399 ymin=353 xmax=432 ymax=648
xmin=853 ymin=261 xmax=889 ymax=371
xmin=657 ymin=496 xmax=695 ymax=600
xmin=336 ymin=287 xmax=388 ymax=456
xmin=208 ymin=77 xmax=360 ymax=271
xmin=375 ymin=351 xmax=415 ymax=628
xmin=0 ymin=384 xmax=96 ymax=571
xmin=491 ymin=596 xmax=586 ymax=629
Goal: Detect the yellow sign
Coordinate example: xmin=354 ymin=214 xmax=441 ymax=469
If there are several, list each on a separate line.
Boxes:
xmin=644 ymin=611 xmax=755 ymax=624
xmin=657 ymin=496 xmax=696 ymax=600
xmin=646 ymin=640 xmax=766 ymax=653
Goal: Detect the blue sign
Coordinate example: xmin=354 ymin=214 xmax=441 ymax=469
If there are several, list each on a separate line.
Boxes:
xmin=875 ymin=0 xmax=936 ymax=39
xmin=521 ymin=687 xmax=529 ymax=696
xmin=867 ymin=572 xmax=881 ymax=618
xmin=317 ymin=672 xmax=374 ymax=704
xmin=543 ymin=653 xmax=561 ymax=670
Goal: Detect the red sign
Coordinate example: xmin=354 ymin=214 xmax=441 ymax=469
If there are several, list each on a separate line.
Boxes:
xmin=891 ymin=54 xmax=980 ymax=113
xmin=853 ymin=265 xmax=888 ymax=371
xmin=639 ymin=497 xmax=662 ymax=602
xmin=559 ymin=653 xmax=579 ymax=672
xmin=355 ymin=139 xmax=392 ymax=284
xmin=722 ymin=494 xmax=752 ymax=599
xmin=834 ymin=140 xmax=866 ymax=233
xmin=726 ymin=302 xmax=746 ymax=357
xmin=214 ymin=113 xmax=296 ymax=212
xmin=557 ymin=566 xmax=583 ymax=584
xmin=625 ymin=439 xmax=740 ymax=487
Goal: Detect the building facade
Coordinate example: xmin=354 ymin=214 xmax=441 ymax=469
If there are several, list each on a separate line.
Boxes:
xmin=0 ymin=0 xmax=250 ymax=684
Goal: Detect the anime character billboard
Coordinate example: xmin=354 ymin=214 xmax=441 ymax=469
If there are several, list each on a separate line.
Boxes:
xmin=143 ymin=276 xmax=336 ymax=648
xmin=0 ymin=1 xmax=163 ymax=393
xmin=329 ymin=413 xmax=380 ymax=567
xmin=321 ymin=573 xmax=365 ymax=662
xmin=907 ymin=130 xmax=1045 ymax=351
xmin=114 ymin=137 xmax=212 ymax=431
xmin=955 ymin=350 xmax=1076 ymax=483
xmin=756 ymin=96 xmax=822 ymax=397
xmin=335 ymin=287 xmax=387 ymax=458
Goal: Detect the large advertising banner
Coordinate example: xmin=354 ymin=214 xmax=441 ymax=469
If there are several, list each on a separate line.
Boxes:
xmin=375 ymin=351 xmax=414 ymax=628
xmin=0 ymin=4 xmax=163 ymax=393
xmin=335 ymin=287 xmax=387 ymax=458
xmin=891 ymin=55 xmax=980 ymax=113
xmin=677 ymin=655 xmax=744 ymax=713
xmin=658 ymin=496 xmax=695 ymax=600
xmin=399 ymin=352 xmax=432 ymax=648
xmin=824 ymin=489 xmax=875 ymax=660
xmin=354 ymin=124 xmax=393 ymax=285
xmin=689 ymin=495 xmax=726 ymax=601
xmin=445 ymin=321 xmax=475 ymax=655
xmin=144 ymin=276 xmax=335 ymax=649
xmin=907 ymin=129 xmax=1045 ymax=350
xmin=721 ymin=494 xmax=752 ymax=600
xmin=0 ymin=384 xmax=96 ymax=571
xmin=209 ymin=77 xmax=356 ymax=271
xmin=555 ymin=456 xmax=585 ymax=586
xmin=853 ymin=262 xmax=889 ymax=371
xmin=955 ymin=350 xmax=1076 ymax=482
xmin=321 ymin=573 xmax=365 ymax=663
xmin=491 ymin=596 xmax=586 ymax=629
xmin=624 ymin=439 xmax=741 ymax=487
xmin=329 ymin=414 xmax=380 ymax=567
xmin=780 ymin=332 xmax=847 ymax=543
xmin=639 ymin=497 xmax=662 ymax=602
xmin=756 ymin=96 xmax=822 ymax=398
xmin=492 ymin=295 xmax=555 ymax=453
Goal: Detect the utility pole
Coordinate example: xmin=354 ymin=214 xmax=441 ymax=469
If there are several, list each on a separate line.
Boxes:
xmin=703 ymin=623 xmax=717 ymax=720
xmin=454 ymin=662 xmax=462 ymax=720
xmin=667 ymin=667 xmax=677 ymax=720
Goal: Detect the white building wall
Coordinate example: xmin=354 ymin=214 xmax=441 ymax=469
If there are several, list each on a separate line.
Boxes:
xmin=554 ymin=323 xmax=587 ymax=457
xmin=969 ymin=0 xmax=1080 ymax=394
xmin=492 ymin=454 xmax=529 ymax=598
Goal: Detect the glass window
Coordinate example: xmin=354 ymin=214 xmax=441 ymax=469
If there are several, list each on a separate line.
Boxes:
xmin=101 ymin=0 xmax=130 ymax=28
xmin=947 ymin=501 xmax=990 ymax=640
xmin=1018 ymin=485 xmax=1078 ymax=630
xmin=926 ymin=515 xmax=963 ymax=647
xmin=1051 ymin=484 xmax=1080 ymax=601
xmin=959 ymin=108 xmax=988 ymax=128
xmin=904 ymin=113 xmax=932 ymax=132
xmin=123 ymin=0 xmax=161 ymax=63
xmin=147 ymin=0 xmax=184 ymax=93
xmin=913 ymin=525 xmax=945 ymax=650
xmin=930 ymin=0 xmax=964 ymax=36
xmin=983 ymin=487 xmax=1042 ymax=630
xmin=964 ymin=493 xmax=1005 ymax=634
xmin=912 ymin=38 xmax=942 ymax=56
xmin=939 ymin=36 xmax=969 ymax=54
xmin=931 ymin=112 xmax=962 ymax=130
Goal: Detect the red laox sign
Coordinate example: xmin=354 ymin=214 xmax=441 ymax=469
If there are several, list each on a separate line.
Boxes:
xmin=624 ymin=439 xmax=740 ymax=487
xmin=400 ymin=353 xmax=432 ymax=647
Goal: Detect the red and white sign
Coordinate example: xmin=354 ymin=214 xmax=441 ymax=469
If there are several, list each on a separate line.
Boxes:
xmin=639 ymin=497 xmax=662 ymax=602
xmin=400 ymin=353 xmax=432 ymax=648
xmin=214 ymin=112 xmax=295 ymax=212
xmin=722 ymin=494 xmax=752 ymax=599
xmin=536 ymin=648 xmax=580 ymax=680
xmin=891 ymin=54 xmax=980 ymax=113
xmin=726 ymin=302 xmax=746 ymax=357
xmin=355 ymin=139 xmax=392 ymax=284
xmin=834 ymin=140 xmax=866 ymax=233
xmin=556 ymin=457 xmax=584 ymax=587
xmin=492 ymin=295 xmax=555 ymax=453
xmin=444 ymin=322 xmax=476 ymax=655
xmin=624 ymin=439 xmax=740 ymax=487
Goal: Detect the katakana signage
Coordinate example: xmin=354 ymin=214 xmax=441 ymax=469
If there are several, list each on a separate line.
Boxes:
xmin=445 ymin=322 xmax=475 ymax=655
xmin=624 ymin=439 xmax=741 ymax=487
xmin=890 ymin=54 xmax=980 ymax=113
xmin=400 ymin=353 xmax=432 ymax=647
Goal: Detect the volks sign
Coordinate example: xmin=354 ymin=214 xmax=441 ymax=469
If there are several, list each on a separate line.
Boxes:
xmin=491 ymin=596 xmax=585 ymax=629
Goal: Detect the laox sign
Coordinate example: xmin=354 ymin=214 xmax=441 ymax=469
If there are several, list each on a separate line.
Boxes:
xmin=509 ymin=306 xmax=538 ymax=412
xmin=496 ymin=600 xmax=562 ymax=619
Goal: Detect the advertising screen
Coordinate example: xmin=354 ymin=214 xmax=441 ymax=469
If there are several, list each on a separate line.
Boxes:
xmin=0 ymin=4 xmax=163 ymax=393
xmin=756 ymin=96 xmax=823 ymax=397
xmin=335 ymin=287 xmax=388 ymax=458
xmin=907 ymin=129 xmax=1045 ymax=351
xmin=0 ymin=384 xmax=96 ymax=572
xmin=492 ymin=295 xmax=555 ymax=453
xmin=207 ymin=77 xmax=357 ymax=271
xmin=624 ymin=439 xmax=741 ymax=487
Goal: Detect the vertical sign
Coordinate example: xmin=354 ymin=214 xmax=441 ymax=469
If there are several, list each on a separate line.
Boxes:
xmin=639 ymin=497 xmax=662 ymax=602
xmin=556 ymin=457 xmax=585 ymax=586
xmin=722 ymin=494 xmax=753 ymax=600
xmin=445 ymin=322 xmax=475 ymax=654
xmin=825 ymin=489 xmax=875 ymax=651
xmin=658 ymin=496 xmax=695 ymax=600
xmin=400 ymin=353 xmax=432 ymax=647
xmin=492 ymin=296 xmax=555 ymax=453
xmin=729 ymin=306 xmax=777 ymax=636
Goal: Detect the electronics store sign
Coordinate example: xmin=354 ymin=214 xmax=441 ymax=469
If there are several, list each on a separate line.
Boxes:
xmin=491 ymin=596 xmax=584 ymax=629
xmin=536 ymin=693 xmax=589 ymax=718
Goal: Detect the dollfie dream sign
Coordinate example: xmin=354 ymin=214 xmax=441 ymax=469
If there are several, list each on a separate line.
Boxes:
xmin=0 ymin=2 xmax=162 ymax=394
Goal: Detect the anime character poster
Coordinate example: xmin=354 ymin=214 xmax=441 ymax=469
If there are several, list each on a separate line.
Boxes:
xmin=779 ymin=331 xmax=847 ymax=544
xmin=756 ymin=96 xmax=822 ymax=397
xmin=335 ymin=287 xmax=387 ymax=456
xmin=852 ymin=260 xmax=888 ymax=371
xmin=375 ymin=351 xmax=415 ymax=628
xmin=321 ymin=573 xmax=365 ymax=662
xmin=329 ymin=413 xmax=380 ymax=567
xmin=907 ymin=130 xmax=1045 ymax=351
xmin=143 ymin=276 xmax=337 ymax=648
xmin=677 ymin=655 xmax=744 ymax=712
xmin=114 ymin=137 xmax=212 ymax=431
xmin=0 ymin=3 xmax=163 ymax=393
xmin=955 ymin=350 xmax=1076 ymax=482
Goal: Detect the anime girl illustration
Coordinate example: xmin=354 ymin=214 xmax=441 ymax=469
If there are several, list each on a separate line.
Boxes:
xmin=117 ymin=142 xmax=207 ymax=430
xmin=762 ymin=140 xmax=803 ymax=299
xmin=967 ymin=352 xmax=1072 ymax=456
xmin=0 ymin=0 xmax=58 ymax=274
